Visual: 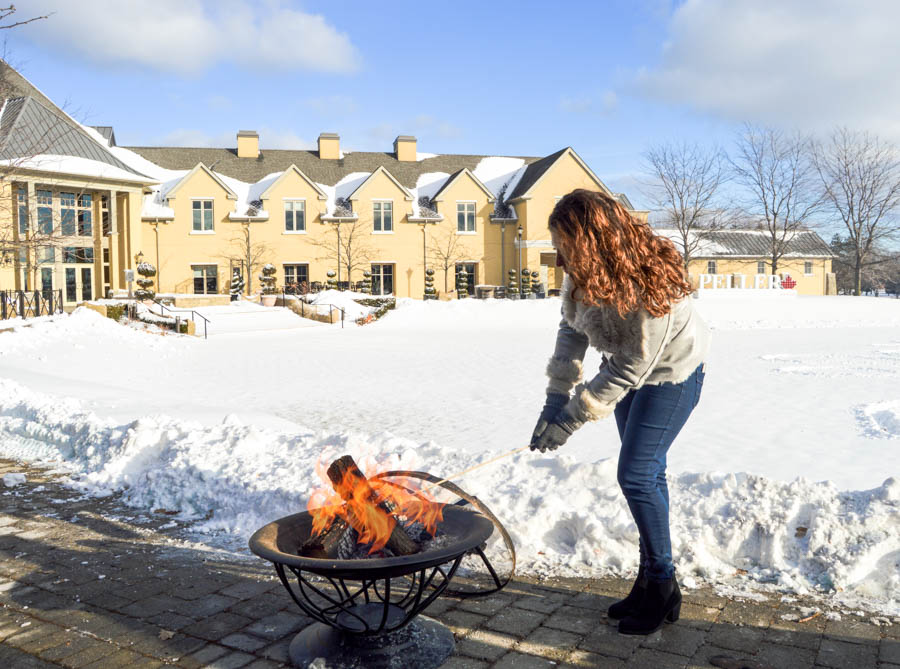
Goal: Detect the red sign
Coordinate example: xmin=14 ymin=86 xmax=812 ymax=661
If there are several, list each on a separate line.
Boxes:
xmin=780 ymin=275 xmax=797 ymax=289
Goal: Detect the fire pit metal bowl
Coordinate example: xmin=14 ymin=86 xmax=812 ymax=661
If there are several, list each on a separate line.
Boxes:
xmin=249 ymin=505 xmax=494 ymax=668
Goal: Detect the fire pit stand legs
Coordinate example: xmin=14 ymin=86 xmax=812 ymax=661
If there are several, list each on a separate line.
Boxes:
xmin=273 ymin=558 xmax=465 ymax=668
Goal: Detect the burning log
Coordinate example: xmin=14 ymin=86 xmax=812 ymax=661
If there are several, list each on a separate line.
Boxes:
xmin=326 ymin=455 xmax=419 ymax=556
xmin=300 ymin=517 xmax=351 ymax=559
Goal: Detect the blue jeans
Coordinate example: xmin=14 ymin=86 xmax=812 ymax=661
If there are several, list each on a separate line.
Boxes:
xmin=614 ymin=363 xmax=705 ymax=582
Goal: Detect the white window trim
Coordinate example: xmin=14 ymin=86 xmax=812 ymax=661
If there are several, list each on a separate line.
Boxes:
xmin=804 ymin=262 xmax=814 ymax=276
xmin=456 ymin=200 xmax=477 ymax=234
xmin=372 ymin=199 xmax=394 ymax=233
xmin=283 ymin=198 xmax=307 ymax=234
xmin=191 ymin=198 xmax=215 ymax=233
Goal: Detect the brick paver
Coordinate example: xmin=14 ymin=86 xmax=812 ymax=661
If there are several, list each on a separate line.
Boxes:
xmin=0 ymin=459 xmax=897 ymax=668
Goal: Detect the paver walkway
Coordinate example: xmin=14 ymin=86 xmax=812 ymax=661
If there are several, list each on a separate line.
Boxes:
xmin=0 ymin=459 xmax=897 ymax=669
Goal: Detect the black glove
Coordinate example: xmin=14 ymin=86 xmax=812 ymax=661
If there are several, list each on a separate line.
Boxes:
xmin=531 ymin=393 xmax=567 ymax=445
xmin=530 ymin=395 xmax=583 ymax=452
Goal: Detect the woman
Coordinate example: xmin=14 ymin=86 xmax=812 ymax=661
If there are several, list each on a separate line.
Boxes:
xmin=530 ymin=188 xmax=710 ymax=636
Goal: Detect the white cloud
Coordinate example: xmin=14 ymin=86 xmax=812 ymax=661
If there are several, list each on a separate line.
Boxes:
xmin=634 ymin=0 xmax=900 ymax=135
xmin=23 ymin=0 xmax=360 ymax=75
xmin=560 ymin=90 xmax=618 ymax=116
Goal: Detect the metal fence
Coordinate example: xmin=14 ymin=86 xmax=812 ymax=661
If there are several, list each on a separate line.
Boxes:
xmin=1 ymin=289 xmax=64 ymax=320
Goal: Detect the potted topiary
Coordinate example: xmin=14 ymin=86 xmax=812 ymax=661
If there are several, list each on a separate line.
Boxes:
xmin=259 ymin=263 xmax=277 ymax=306
xmin=135 ymin=262 xmax=157 ymax=304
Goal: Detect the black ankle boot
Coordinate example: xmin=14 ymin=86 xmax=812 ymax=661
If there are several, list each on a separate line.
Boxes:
xmin=607 ymin=563 xmax=647 ymax=620
xmin=617 ymin=575 xmax=681 ymax=635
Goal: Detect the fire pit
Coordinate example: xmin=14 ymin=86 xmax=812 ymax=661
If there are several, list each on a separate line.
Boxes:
xmin=249 ymin=502 xmax=494 ymax=668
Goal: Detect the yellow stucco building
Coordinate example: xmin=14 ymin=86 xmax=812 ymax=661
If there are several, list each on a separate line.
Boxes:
xmin=0 ymin=63 xmax=835 ymax=305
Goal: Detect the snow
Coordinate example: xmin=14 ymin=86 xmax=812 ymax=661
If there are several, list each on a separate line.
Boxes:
xmin=316 ymin=172 xmax=370 ymax=217
xmin=306 ymin=289 xmax=377 ymax=321
xmin=472 ymin=156 xmax=528 ymax=200
xmin=410 ymin=172 xmax=450 ymax=216
xmin=109 ymin=146 xmax=184 ymax=183
xmin=416 ymin=152 xmax=439 ymax=161
xmin=0 ymin=155 xmax=151 ymax=183
xmin=1 ymin=297 xmax=899 ymax=614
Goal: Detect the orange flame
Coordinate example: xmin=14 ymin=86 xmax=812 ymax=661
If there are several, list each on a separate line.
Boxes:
xmin=306 ymin=456 xmax=445 ymax=554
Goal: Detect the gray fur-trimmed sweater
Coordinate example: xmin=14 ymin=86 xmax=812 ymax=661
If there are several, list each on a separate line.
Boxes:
xmin=547 ymin=276 xmax=711 ymax=422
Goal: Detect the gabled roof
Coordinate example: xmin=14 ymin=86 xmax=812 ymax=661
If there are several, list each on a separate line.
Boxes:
xmin=507 ymin=147 xmax=613 ymax=203
xmin=431 ymin=168 xmax=495 ymax=202
xmin=0 ymin=96 xmax=149 ymax=179
xmin=165 ymin=163 xmax=238 ymax=200
xmin=258 ymin=164 xmax=327 ymax=201
xmin=347 ymin=165 xmax=413 ymax=201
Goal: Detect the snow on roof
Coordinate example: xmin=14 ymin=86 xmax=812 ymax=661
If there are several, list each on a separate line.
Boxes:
xmin=316 ymin=172 xmax=370 ymax=217
xmin=472 ymin=157 xmax=528 ymax=217
xmin=410 ymin=172 xmax=450 ymax=217
xmin=110 ymin=145 xmax=184 ymax=183
xmin=416 ymin=152 xmax=438 ymax=161
xmin=0 ymin=154 xmax=153 ymax=183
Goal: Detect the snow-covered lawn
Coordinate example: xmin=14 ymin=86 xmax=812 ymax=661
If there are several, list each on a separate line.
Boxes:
xmin=0 ymin=295 xmax=898 ymax=615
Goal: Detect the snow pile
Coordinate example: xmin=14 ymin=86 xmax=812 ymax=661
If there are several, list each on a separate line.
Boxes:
xmin=307 ymin=290 xmax=376 ymax=321
xmin=0 ymin=377 xmax=897 ymax=614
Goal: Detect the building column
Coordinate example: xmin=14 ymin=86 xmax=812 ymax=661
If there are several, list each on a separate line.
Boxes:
xmin=23 ymin=181 xmax=36 ymax=291
xmin=107 ymin=189 xmax=119 ymax=292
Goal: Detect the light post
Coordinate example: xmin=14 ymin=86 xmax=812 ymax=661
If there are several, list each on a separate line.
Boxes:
xmin=516 ymin=225 xmax=523 ymax=298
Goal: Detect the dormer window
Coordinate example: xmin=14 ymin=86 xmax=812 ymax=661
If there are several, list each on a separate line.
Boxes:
xmin=373 ymin=200 xmax=393 ymax=233
xmin=192 ymin=200 xmax=214 ymax=232
xmin=457 ymin=202 xmax=475 ymax=233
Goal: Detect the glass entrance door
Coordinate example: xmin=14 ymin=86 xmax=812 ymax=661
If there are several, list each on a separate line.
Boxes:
xmin=41 ymin=267 xmax=53 ymax=298
xmin=63 ymin=266 xmax=94 ymax=305
xmin=371 ymin=264 xmax=394 ymax=296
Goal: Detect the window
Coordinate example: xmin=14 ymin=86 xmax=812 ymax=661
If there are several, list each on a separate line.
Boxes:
xmin=455 ymin=262 xmax=476 ymax=295
xmin=39 ymin=247 xmax=55 ymax=264
xmin=804 ymin=261 xmax=813 ymax=275
xmin=65 ymin=268 xmax=76 ymax=302
xmin=37 ymin=189 xmax=52 ymax=235
xmin=63 ymin=247 xmax=94 ymax=264
xmin=284 ymin=200 xmax=306 ymax=232
xmin=192 ymin=200 xmax=214 ymax=232
xmin=77 ymin=194 xmax=92 ymax=237
xmin=757 ymin=261 xmax=766 ymax=275
xmin=16 ymin=188 xmax=27 ymax=234
xmin=192 ymin=265 xmax=218 ymax=294
xmin=40 ymin=267 xmax=53 ymax=297
xmin=284 ymin=264 xmax=309 ymax=288
xmin=103 ymin=248 xmax=110 ymax=286
xmin=457 ymin=202 xmax=475 ymax=233
xmin=373 ymin=201 xmax=393 ymax=232
xmin=101 ymin=195 xmax=110 ymax=236
xmin=61 ymin=192 xmax=76 ymax=235
xmin=81 ymin=267 xmax=92 ymax=301
xmin=707 ymin=260 xmax=717 ymax=274
xmin=370 ymin=263 xmax=394 ymax=295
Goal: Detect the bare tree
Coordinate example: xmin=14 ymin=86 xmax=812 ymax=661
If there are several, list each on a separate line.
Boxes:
xmin=428 ymin=227 xmax=473 ymax=293
xmin=812 ymin=127 xmax=900 ymax=295
xmin=730 ymin=124 xmax=823 ymax=275
xmin=309 ymin=219 xmax=374 ymax=285
xmin=221 ymin=223 xmax=271 ymax=295
xmin=642 ymin=141 xmax=728 ymax=270
xmin=0 ymin=5 xmax=52 ymax=30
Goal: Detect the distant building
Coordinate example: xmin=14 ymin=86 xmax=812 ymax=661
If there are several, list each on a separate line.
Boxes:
xmin=655 ymin=228 xmax=836 ymax=295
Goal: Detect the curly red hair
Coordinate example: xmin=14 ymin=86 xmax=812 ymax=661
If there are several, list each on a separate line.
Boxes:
xmin=549 ymin=189 xmax=691 ymax=318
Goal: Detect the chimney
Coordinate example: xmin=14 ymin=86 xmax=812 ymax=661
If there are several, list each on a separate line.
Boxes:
xmin=394 ymin=135 xmax=416 ymax=162
xmin=318 ymin=133 xmax=341 ymax=160
xmin=237 ymin=130 xmax=259 ymax=158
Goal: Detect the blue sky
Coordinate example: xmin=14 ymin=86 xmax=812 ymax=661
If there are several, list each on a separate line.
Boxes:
xmin=8 ymin=1 xmax=900 ymax=209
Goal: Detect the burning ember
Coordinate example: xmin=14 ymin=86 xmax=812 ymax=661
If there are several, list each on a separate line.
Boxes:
xmin=302 ymin=455 xmax=445 ymax=558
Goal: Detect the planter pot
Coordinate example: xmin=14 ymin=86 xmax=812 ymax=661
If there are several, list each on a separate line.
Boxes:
xmin=260 ymin=295 xmax=277 ymax=307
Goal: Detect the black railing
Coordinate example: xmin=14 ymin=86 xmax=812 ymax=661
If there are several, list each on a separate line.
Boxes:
xmin=281 ymin=289 xmax=345 ymax=328
xmin=1 ymin=289 xmax=64 ymax=320
xmin=150 ymin=299 xmax=211 ymax=339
